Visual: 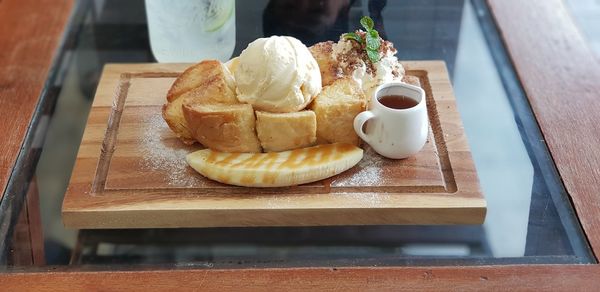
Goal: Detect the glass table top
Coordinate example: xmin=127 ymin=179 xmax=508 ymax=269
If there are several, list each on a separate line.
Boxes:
xmin=0 ymin=0 xmax=593 ymax=269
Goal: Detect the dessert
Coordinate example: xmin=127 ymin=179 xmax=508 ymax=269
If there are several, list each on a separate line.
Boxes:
xmin=186 ymin=143 xmax=363 ymax=187
xmin=234 ymin=36 xmax=321 ymax=113
xmin=182 ymin=103 xmax=261 ymax=153
xmin=256 ymin=110 xmax=317 ymax=152
xmin=163 ymin=28 xmax=413 ymax=152
xmin=160 ymin=16 xmax=423 ymax=187
xmin=311 ymin=78 xmax=366 ymax=145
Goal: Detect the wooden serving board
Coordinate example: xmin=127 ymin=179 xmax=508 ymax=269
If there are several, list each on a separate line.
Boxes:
xmin=62 ymin=61 xmax=486 ymax=228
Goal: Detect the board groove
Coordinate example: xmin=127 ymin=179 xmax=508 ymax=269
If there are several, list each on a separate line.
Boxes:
xmin=98 ymin=70 xmax=455 ymax=195
xmin=92 ymin=74 xmax=130 ymax=193
xmin=412 ymin=69 xmax=458 ymax=193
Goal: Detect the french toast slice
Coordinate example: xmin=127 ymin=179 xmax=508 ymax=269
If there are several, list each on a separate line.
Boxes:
xmin=311 ymin=78 xmax=366 ymax=145
xmin=182 ymin=102 xmax=261 ymax=153
xmin=162 ymin=60 xmax=237 ymax=144
xmin=255 ymin=111 xmax=317 ymax=152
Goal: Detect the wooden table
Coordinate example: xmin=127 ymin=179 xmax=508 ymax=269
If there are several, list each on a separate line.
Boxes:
xmin=1 ymin=0 xmax=600 ymax=289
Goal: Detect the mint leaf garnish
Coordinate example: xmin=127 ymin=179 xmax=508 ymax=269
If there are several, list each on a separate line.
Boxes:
xmin=360 ymin=16 xmax=374 ymax=31
xmin=343 ymin=32 xmax=363 ymax=44
xmin=344 ymin=16 xmax=382 ymax=63
xmin=365 ymin=29 xmax=380 ymax=51
xmin=367 ymin=49 xmax=380 ymax=63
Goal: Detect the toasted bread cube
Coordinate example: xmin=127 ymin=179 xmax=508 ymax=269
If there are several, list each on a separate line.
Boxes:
xmin=256 ymin=111 xmax=317 ymax=152
xmin=162 ymin=95 xmax=195 ymax=144
xmin=309 ymin=41 xmax=341 ymax=87
xmin=163 ymin=60 xmax=237 ymax=144
xmin=182 ymin=102 xmax=261 ymax=153
xmin=310 ymin=78 xmax=366 ymax=145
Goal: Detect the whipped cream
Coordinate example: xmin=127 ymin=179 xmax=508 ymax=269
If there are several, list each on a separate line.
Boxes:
xmin=332 ymin=35 xmax=404 ymax=99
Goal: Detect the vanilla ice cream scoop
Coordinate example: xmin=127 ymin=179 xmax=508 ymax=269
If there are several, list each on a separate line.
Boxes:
xmin=234 ymin=36 xmax=322 ymax=113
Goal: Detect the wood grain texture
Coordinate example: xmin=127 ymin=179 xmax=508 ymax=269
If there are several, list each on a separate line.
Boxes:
xmin=489 ymin=0 xmax=600 ymax=258
xmin=25 ymin=179 xmax=45 ymax=266
xmin=1 ymin=265 xmax=600 ymax=291
xmin=62 ymin=61 xmax=485 ymax=228
xmin=7 ymin=190 xmax=32 ymax=266
xmin=0 ymin=0 xmax=74 ymax=198
xmin=8 ymin=179 xmax=45 ymax=266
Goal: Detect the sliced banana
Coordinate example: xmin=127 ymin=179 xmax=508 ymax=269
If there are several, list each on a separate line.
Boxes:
xmin=186 ymin=143 xmax=363 ymax=187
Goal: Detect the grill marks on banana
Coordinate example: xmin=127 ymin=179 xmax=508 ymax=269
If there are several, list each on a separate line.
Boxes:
xmin=186 ymin=143 xmax=363 ymax=187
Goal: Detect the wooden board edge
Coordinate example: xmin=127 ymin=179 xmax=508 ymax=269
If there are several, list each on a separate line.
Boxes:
xmin=62 ymin=202 xmax=486 ymax=229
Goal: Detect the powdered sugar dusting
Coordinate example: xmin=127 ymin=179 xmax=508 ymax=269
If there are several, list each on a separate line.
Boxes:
xmin=139 ymin=113 xmax=198 ymax=187
xmin=332 ymin=146 xmax=385 ymax=186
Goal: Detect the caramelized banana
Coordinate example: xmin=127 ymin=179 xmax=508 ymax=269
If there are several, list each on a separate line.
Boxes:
xmin=186 ymin=143 xmax=363 ymax=187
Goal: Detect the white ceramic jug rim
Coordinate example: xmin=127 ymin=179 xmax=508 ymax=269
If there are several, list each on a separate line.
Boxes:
xmin=373 ymin=82 xmax=426 ymax=113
